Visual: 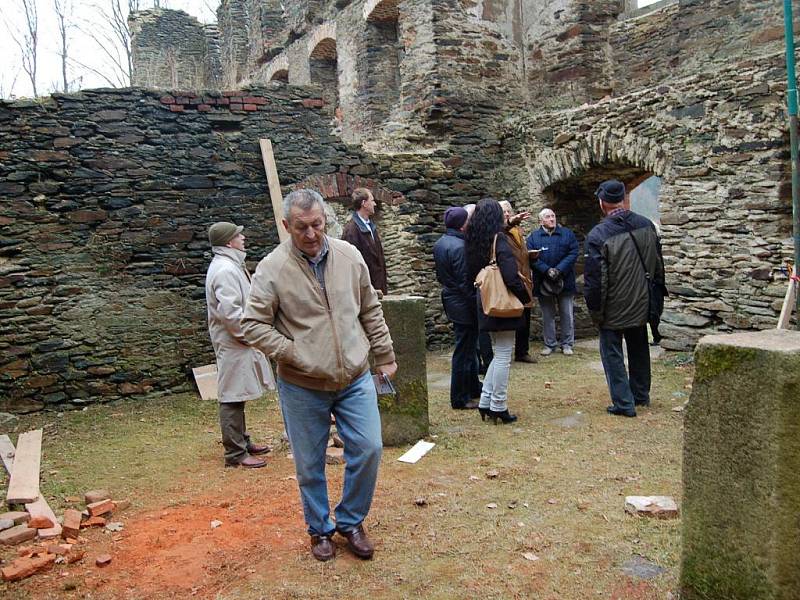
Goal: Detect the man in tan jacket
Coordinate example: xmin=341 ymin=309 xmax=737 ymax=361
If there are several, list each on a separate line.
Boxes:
xmin=242 ymin=189 xmax=397 ymax=562
xmin=205 ymin=222 xmax=275 ymax=468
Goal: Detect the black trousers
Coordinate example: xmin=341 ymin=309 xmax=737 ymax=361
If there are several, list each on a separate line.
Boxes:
xmin=451 ymin=323 xmax=483 ymax=407
xmin=514 ymin=307 xmax=531 ymax=358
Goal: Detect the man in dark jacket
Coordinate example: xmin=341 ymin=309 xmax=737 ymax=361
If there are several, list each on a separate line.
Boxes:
xmin=526 ymin=208 xmax=579 ymax=356
xmin=584 ymin=180 xmax=665 ymax=417
xmin=433 ymin=207 xmax=481 ymax=409
xmin=341 ymin=187 xmax=388 ymax=295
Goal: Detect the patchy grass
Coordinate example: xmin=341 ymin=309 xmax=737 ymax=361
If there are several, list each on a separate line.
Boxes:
xmin=0 ymin=345 xmax=690 ymax=599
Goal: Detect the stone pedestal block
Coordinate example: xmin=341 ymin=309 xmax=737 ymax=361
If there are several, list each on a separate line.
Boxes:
xmin=682 ymin=329 xmax=800 ymax=600
xmin=377 ymin=295 xmax=429 ymax=446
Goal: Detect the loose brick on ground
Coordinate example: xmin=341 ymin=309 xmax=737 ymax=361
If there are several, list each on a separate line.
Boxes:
xmin=87 ymin=499 xmax=114 ymax=516
xmin=27 ymin=515 xmax=54 ymax=529
xmin=84 ymin=490 xmax=111 ymax=504
xmin=62 ymin=509 xmax=82 ymax=539
xmin=81 ymin=516 xmax=106 ymax=528
xmin=1 ymin=553 xmax=56 ymax=582
xmin=95 ymin=553 xmax=112 ymax=567
xmin=0 ymin=525 xmax=36 ymax=545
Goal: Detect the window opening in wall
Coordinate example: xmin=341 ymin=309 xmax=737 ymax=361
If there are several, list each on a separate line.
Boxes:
xmin=629 ymin=175 xmax=661 ymax=227
xmin=637 ymin=0 xmax=661 ymax=7
xmin=363 ymin=0 xmax=402 ymax=132
xmin=309 ymin=38 xmax=339 ymax=112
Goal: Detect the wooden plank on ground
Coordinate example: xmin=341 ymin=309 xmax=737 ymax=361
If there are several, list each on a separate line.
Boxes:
xmin=191 ymin=364 xmax=218 ymax=400
xmin=777 ymin=272 xmax=796 ymax=330
xmin=6 ymin=429 xmax=42 ymax=505
xmin=0 ymin=435 xmax=15 ymax=475
xmin=259 ymin=138 xmax=288 ymax=243
xmin=25 ymin=496 xmax=62 ymax=539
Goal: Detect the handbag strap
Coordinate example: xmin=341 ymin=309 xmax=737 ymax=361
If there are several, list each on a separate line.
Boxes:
xmin=627 ymin=230 xmax=652 ymax=282
xmin=489 ymin=233 xmax=498 ymax=265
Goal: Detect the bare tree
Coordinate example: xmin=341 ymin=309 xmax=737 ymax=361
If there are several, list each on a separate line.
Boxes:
xmin=53 ymin=0 xmax=72 ymax=92
xmin=9 ymin=0 xmax=39 ymax=97
xmin=78 ymin=0 xmax=143 ymax=88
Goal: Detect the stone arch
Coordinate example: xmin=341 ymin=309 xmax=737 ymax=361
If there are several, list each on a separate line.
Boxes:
xmin=361 ymin=0 xmax=403 ymax=132
xmin=363 ymin=0 xmax=400 ymax=21
xmin=265 ymin=54 xmax=289 ymax=82
xmin=526 ymin=130 xmax=672 ymax=339
xmin=308 ymin=24 xmax=338 ymax=111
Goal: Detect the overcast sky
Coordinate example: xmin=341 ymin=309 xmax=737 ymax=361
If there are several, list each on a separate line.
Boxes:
xmin=0 ymin=0 xmax=218 ymax=99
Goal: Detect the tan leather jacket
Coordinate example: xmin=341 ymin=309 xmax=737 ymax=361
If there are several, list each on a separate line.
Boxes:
xmin=242 ymin=237 xmax=395 ymax=391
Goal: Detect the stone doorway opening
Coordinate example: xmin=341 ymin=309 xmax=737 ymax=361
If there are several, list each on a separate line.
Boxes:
xmin=539 ymin=164 xmax=659 ymax=338
xmin=363 ymin=0 xmax=403 ymax=131
xmin=309 ymin=37 xmax=338 ymax=111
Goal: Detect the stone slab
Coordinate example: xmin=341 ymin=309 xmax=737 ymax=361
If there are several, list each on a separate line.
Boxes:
xmin=682 ymin=329 xmax=800 ymax=599
xmin=624 ymin=496 xmax=679 ymax=518
xmin=0 ymin=512 xmax=29 ymax=526
xmin=377 ymin=295 xmax=429 ymax=446
xmin=621 ymin=555 xmax=666 ymax=580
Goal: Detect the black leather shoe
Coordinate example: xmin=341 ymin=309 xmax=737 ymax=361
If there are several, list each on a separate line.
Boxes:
xmin=310 ymin=534 xmax=336 ymax=561
xmin=337 ymin=524 xmax=374 ymax=559
xmin=634 ymin=400 xmax=650 ymax=407
xmin=606 ymin=406 xmax=636 ymax=417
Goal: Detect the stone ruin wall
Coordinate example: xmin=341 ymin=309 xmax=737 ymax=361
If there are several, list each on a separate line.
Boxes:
xmin=0 ymin=80 xmax=516 ymax=412
xmin=129 ymin=9 xmax=221 ymax=90
xmin=3 ymin=0 xmax=799 ymax=411
xmin=504 ymin=48 xmax=795 ymax=349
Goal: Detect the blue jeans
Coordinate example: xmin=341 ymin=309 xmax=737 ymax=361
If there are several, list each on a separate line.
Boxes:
xmin=278 ymin=370 xmax=383 ymax=536
xmin=540 ymin=293 xmax=575 ymax=350
xmin=451 ymin=323 xmax=482 ymax=407
xmin=598 ymin=327 xmax=651 ymax=412
xmin=479 ymin=330 xmax=515 ymax=412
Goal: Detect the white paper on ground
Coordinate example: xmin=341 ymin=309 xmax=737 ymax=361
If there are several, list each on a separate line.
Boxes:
xmin=397 ymin=440 xmax=435 ymax=464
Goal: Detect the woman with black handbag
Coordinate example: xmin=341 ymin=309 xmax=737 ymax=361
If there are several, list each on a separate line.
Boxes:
xmin=465 ymin=198 xmax=533 ymax=424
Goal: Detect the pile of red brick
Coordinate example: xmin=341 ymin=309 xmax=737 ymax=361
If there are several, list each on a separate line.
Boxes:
xmin=0 ymin=490 xmax=129 ymax=582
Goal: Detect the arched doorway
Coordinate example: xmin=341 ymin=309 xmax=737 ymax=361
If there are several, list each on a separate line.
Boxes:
xmin=540 ymin=163 xmax=658 ymax=338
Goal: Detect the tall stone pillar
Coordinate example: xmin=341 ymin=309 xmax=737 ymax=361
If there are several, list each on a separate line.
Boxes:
xmin=682 ymin=330 xmax=800 ymax=600
xmin=377 ymin=295 xmax=429 ymax=446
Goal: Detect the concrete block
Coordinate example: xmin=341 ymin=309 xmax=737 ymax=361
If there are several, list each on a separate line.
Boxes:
xmin=377 ymin=295 xmax=429 ymax=446
xmin=682 ymin=330 xmax=800 ymax=600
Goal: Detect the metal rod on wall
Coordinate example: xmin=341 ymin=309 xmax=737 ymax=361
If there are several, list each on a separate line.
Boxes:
xmin=783 ymin=0 xmax=800 ymax=328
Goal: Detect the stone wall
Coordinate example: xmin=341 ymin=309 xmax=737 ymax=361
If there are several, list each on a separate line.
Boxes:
xmin=129 ymin=9 xmax=220 ymax=89
xmin=0 ymin=85 xmax=369 ymax=412
xmin=0 ymin=80 xmax=518 ymax=411
xmin=504 ymin=49 xmax=796 ymax=349
xmin=216 ymin=0 xmax=288 ymax=88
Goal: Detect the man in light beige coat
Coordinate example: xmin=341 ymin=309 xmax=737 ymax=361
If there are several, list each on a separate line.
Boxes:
xmin=242 ymin=190 xmax=396 ymax=562
xmin=206 ymin=222 xmax=275 ymax=468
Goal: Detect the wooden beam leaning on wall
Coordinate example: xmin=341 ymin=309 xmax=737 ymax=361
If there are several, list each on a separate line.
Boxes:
xmin=259 ymin=138 xmax=288 ymax=243
xmin=6 ymin=429 xmax=42 ymax=505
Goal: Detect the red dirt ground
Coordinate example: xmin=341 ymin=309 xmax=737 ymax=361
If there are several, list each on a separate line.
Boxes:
xmin=11 ymin=472 xmax=309 ymax=599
